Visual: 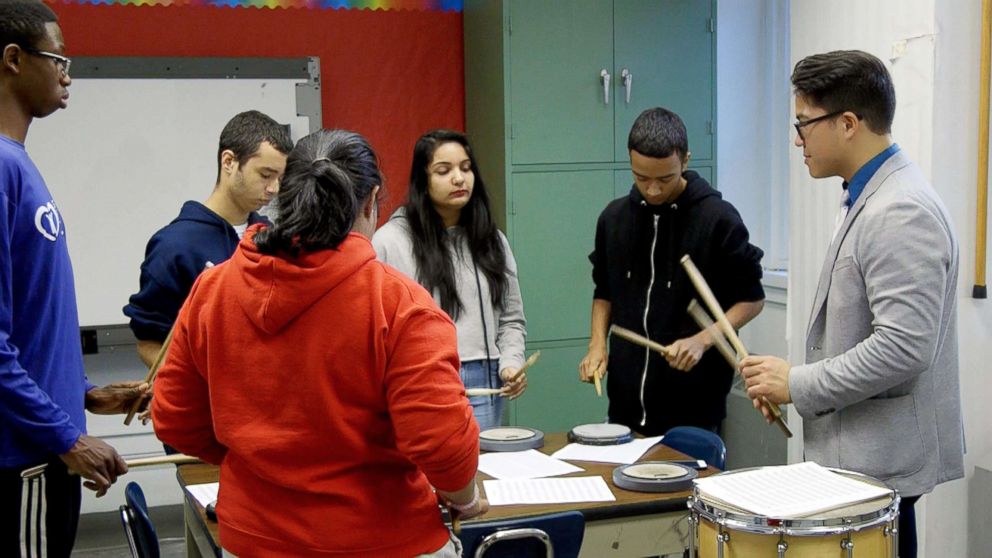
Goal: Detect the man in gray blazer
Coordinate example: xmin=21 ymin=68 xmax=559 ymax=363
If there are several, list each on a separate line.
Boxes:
xmin=740 ymin=50 xmax=964 ymax=558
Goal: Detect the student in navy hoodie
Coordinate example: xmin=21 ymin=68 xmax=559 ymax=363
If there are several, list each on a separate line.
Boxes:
xmin=579 ymin=107 xmax=766 ymax=437
xmin=124 ymin=111 xmax=292 ymax=368
xmin=0 ymin=2 xmax=148 ymax=556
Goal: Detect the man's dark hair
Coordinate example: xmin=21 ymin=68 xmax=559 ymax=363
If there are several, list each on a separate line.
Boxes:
xmin=627 ymin=107 xmax=689 ymax=160
xmin=791 ymin=50 xmax=896 ymax=135
xmin=0 ymin=0 xmax=58 ymax=51
xmin=215 ymin=110 xmax=294 ymax=182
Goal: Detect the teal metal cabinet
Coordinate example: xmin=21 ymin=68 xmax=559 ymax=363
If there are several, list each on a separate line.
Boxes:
xmin=511 ymin=170 xmax=615 ymax=342
xmin=509 ymin=1 xmax=615 ymax=165
xmin=464 ymin=0 xmax=716 ymax=431
xmin=613 ymin=0 xmax=715 ymax=161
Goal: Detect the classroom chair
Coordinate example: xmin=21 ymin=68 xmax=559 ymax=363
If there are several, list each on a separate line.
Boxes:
xmin=662 ymin=426 xmax=727 ymax=470
xmin=458 ymin=510 xmax=585 ymax=558
xmin=119 ymin=481 xmax=160 ymax=558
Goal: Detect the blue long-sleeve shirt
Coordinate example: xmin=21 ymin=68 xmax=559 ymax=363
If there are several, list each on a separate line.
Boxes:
xmin=1 ymin=135 xmax=90 ymax=468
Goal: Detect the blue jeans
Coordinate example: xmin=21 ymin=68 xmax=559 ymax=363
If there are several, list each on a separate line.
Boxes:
xmin=461 ymin=359 xmax=503 ymax=430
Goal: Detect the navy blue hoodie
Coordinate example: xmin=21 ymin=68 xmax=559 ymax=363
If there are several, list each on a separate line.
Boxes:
xmin=590 ymin=171 xmax=764 ymax=436
xmin=124 ymin=201 xmax=267 ymax=342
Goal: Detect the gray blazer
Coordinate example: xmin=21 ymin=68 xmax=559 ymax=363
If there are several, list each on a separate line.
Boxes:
xmin=790 ymin=149 xmax=965 ymax=497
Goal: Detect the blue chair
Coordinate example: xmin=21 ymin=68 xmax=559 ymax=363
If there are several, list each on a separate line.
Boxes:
xmin=662 ymin=426 xmax=727 ymax=470
xmin=119 ymin=482 xmax=160 ymax=558
xmin=458 ymin=511 xmax=585 ymax=558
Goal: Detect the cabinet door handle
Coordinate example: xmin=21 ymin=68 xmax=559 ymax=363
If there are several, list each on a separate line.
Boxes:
xmin=600 ymin=69 xmax=611 ymax=105
xmin=621 ymin=68 xmax=633 ymax=104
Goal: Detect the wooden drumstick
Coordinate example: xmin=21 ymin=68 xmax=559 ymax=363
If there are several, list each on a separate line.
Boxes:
xmin=124 ymin=326 xmax=175 ymax=425
xmin=609 ymin=325 xmax=671 ymax=356
xmin=21 ymin=453 xmax=201 ymax=480
xmin=465 ymin=388 xmax=504 ymax=397
xmin=687 ymin=299 xmax=738 ymax=369
xmin=593 ymin=369 xmax=603 ymax=397
xmin=680 ymin=255 xmax=793 ymax=438
xmin=509 ymin=351 xmax=541 ymax=382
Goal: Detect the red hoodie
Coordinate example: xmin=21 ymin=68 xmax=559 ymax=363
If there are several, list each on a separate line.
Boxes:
xmin=152 ymin=227 xmax=479 ymax=557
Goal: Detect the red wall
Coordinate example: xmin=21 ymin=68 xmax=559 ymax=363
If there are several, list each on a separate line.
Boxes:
xmin=52 ymin=4 xmax=465 ymax=218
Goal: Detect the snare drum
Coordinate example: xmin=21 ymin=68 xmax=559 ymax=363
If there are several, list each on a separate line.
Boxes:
xmin=567 ymin=423 xmax=633 ymax=445
xmin=689 ymin=468 xmax=899 ymax=558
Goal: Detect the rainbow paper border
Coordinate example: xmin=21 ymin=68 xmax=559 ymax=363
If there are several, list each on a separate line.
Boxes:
xmin=54 ymin=0 xmax=463 ymax=11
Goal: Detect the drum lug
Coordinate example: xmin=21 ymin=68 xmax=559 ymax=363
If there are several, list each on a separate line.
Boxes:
xmin=777 ymin=536 xmax=789 ymax=557
xmin=890 ymin=523 xmax=900 ymax=558
xmin=840 ymin=536 xmax=854 ymax=558
xmin=716 ymin=526 xmax=730 ymax=558
xmin=687 ymin=512 xmax=697 ymax=558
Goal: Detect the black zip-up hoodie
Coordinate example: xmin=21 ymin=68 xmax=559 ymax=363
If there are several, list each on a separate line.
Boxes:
xmin=590 ymin=171 xmax=764 ymax=436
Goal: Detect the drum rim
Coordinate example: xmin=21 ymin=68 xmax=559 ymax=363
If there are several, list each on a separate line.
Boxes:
xmin=567 ymin=423 xmax=634 ymax=446
xmin=480 ymin=426 xmax=540 ymax=441
xmin=688 ymin=467 xmax=900 ymax=536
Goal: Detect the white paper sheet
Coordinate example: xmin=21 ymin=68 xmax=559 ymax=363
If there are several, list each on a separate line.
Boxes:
xmin=693 ymin=461 xmax=892 ymax=518
xmin=483 ymin=476 xmax=616 ymax=506
xmin=185 ymin=482 xmax=219 ymax=509
xmin=478 ymin=449 xmax=584 ymax=480
xmin=550 ymin=436 xmax=664 ymax=465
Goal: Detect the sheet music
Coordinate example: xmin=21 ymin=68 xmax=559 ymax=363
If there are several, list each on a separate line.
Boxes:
xmin=478 ymin=449 xmax=584 ymax=479
xmin=185 ymin=482 xmax=219 ymax=509
xmin=693 ymin=461 xmax=891 ymax=517
xmin=483 ymin=476 xmax=616 ymax=506
xmin=550 ymin=436 xmax=664 ymax=465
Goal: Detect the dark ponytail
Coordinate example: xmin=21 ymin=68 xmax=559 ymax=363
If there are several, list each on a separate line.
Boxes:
xmin=255 ymin=129 xmax=382 ymax=257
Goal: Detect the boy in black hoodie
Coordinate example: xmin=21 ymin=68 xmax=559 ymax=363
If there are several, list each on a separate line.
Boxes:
xmin=579 ymin=108 xmax=765 ymax=436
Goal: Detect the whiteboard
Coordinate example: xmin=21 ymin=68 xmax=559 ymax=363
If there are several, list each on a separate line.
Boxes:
xmin=28 ymin=60 xmax=316 ymax=326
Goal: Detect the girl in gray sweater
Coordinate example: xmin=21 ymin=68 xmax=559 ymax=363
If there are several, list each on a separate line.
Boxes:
xmin=372 ymin=130 xmax=527 ymax=430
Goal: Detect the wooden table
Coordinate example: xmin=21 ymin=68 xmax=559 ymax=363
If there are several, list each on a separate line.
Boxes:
xmin=176 ymin=432 xmax=718 ymax=557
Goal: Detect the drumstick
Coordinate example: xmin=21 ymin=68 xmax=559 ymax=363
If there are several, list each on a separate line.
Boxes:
xmin=593 ymin=369 xmax=603 ymax=397
xmin=610 ymin=325 xmax=671 ymax=356
xmin=687 ymin=299 xmax=738 ymax=369
xmin=509 ymin=350 xmax=541 ymax=382
xmin=124 ymin=326 xmax=175 ymax=425
xmin=21 ymin=453 xmax=201 ymax=480
xmin=680 ymin=255 xmax=793 ymax=438
xmin=465 ymin=388 xmax=505 ymax=397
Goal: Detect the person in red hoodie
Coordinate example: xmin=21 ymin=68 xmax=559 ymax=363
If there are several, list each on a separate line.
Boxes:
xmin=151 ymin=129 xmax=486 ymax=557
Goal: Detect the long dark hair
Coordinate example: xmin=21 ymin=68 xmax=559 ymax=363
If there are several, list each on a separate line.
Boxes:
xmin=403 ymin=129 xmax=507 ymax=320
xmin=254 ymin=129 xmax=381 ymax=257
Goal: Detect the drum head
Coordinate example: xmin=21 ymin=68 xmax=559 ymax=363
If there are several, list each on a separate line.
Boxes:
xmin=613 ymin=461 xmax=697 ymax=493
xmin=568 ymin=423 xmax=633 ymax=445
xmin=690 ymin=467 xmax=899 ymax=535
xmin=479 ymin=427 xmax=545 ymax=452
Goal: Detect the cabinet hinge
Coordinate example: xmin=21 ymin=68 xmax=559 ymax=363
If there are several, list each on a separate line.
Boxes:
xmin=707 ymin=121 xmax=713 ymax=135
xmin=510 ymin=123 xmax=514 ymax=139
xmin=708 ymin=18 xmax=715 ymax=33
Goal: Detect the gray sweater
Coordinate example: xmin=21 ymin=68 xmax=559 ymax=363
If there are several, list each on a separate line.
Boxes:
xmin=372 ymin=210 xmax=527 ymax=372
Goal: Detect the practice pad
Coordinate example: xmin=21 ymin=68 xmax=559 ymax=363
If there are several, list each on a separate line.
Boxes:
xmin=613 ymin=461 xmax=698 ymax=493
xmin=479 ymin=427 xmax=545 ymax=452
xmin=567 ymin=423 xmax=634 ymax=445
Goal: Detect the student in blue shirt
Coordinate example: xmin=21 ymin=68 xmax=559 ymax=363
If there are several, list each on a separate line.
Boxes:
xmin=0 ymin=2 xmax=148 ymax=556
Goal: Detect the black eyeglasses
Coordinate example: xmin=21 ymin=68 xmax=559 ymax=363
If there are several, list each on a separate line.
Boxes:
xmin=793 ymin=110 xmax=851 ymax=141
xmin=21 ymin=47 xmax=71 ymax=76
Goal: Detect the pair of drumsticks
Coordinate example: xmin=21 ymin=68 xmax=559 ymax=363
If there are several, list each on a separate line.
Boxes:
xmin=608 ymin=255 xmax=792 ymax=438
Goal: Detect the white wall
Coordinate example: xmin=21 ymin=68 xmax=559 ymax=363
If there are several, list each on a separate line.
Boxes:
xmin=716 ymin=0 xmax=791 ymax=270
xmin=932 ymin=1 xmax=992 ymax=557
xmin=788 ymin=0 xmax=992 ymax=555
